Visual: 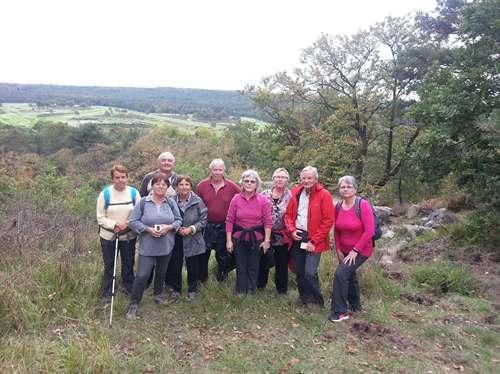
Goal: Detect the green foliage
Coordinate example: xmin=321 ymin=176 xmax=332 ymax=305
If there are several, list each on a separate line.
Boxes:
xmin=460 ymin=207 xmax=500 ymax=251
xmin=410 ymin=262 xmax=478 ymax=296
xmin=359 ymin=263 xmax=400 ymax=301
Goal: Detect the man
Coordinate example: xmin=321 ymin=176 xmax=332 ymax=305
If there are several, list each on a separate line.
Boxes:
xmin=284 ymin=166 xmax=334 ymax=307
xmin=139 ymin=151 xmax=177 ymax=198
xmin=197 ymin=159 xmax=240 ymax=282
xmin=96 ymin=165 xmax=140 ymax=303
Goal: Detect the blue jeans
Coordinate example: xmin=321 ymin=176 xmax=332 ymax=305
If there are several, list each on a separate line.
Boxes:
xmin=100 ymin=238 xmax=136 ymax=297
xmin=331 ymin=254 xmax=367 ymax=315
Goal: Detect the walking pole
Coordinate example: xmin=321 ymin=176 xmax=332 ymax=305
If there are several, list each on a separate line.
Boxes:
xmin=109 ymin=235 xmax=119 ymax=327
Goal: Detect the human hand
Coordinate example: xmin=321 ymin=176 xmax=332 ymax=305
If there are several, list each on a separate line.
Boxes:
xmin=306 ymin=242 xmax=315 ymax=252
xmin=291 ymin=230 xmax=302 ymax=241
xmin=343 ymin=250 xmax=358 ymax=266
xmin=158 ymin=224 xmax=172 ymax=236
xmin=226 ymin=240 xmax=233 ymax=253
xmin=114 ymin=221 xmax=128 ymax=233
xmin=147 ymin=226 xmax=162 ymax=238
xmin=260 ymin=240 xmax=271 ymax=253
xmin=178 ymin=227 xmax=191 ymax=236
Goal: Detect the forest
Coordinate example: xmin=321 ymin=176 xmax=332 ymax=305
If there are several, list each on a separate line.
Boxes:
xmin=0 ymin=1 xmax=499 ymax=372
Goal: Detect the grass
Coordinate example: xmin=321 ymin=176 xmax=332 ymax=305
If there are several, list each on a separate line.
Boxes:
xmin=0 ymin=103 xmax=235 ymax=132
xmin=1 ymin=230 xmax=499 ymax=373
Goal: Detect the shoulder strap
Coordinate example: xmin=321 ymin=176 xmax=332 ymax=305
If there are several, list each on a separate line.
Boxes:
xmin=335 ymin=201 xmax=342 ymax=218
xmin=103 ymin=186 xmax=111 ymax=210
xmin=129 ymin=187 xmax=137 ymax=206
xmin=354 ymin=196 xmax=362 ymax=219
xmin=140 ymin=197 xmax=146 ymax=215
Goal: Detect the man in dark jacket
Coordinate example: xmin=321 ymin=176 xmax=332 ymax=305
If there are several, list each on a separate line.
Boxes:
xmin=284 ymin=166 xmax=334 ymax=307
xmin=139 ymin=151 xmax=177 ymax=197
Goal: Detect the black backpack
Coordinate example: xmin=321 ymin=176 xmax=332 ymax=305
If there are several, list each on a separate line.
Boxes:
xmin=335 ymin=196 xmax=382 ymax=245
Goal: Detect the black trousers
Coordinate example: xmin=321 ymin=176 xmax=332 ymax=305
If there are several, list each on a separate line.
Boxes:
xmin=165 ymin=235 xmax=201 ymax=293
xmin=100 ymin=237 xmax=136 ymax=297
xmin=331 ymin=254 xmax=368 ymax=315
xmin=291 ymin=240 xmax=324 ymax=306
xmin=234 ymin=240 xmax=262 ymax=294
xmin=131 ymin=254 xmax=171 ymax=304
xmin=200 ymin=223 xmax=235 ymax=281
xmin=257 ymin=244 xmax=289 ymax=294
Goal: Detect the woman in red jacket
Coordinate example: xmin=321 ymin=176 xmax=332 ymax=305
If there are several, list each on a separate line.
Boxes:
xmin=329 ymin=175 xmax=374 ymax=322
xmin=284 ymin=166 xmax=334 ymax=307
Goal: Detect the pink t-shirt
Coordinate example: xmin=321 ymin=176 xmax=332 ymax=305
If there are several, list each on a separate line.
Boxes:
xmin=226 ymin=192 xmax=272 ymax=241
xmin=334 ymin=199 xmax=374 ymax=257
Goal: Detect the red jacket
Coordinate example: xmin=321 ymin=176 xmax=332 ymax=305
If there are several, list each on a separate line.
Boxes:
xmin=284 ymin=182 xmax=335 ymax=253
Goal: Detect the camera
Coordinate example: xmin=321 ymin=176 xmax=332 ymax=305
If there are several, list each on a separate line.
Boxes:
xmin=154 ymin=224 xmax=162 ymax=232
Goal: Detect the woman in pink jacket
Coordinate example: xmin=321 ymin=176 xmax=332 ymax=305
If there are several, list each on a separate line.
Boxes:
xmin=329 ymin=175 xmax=374 ymax=322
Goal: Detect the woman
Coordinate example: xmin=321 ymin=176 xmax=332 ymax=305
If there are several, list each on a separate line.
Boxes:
xmin=257 ymin=168 xmax=292 ymax=294
xmin=96 ymin=165 xmax=140 ymax=303
xmin=226 ymin=170 xmax=272 ymax=294
xmin=329 ymin=175 xmax=374 ymax=322
xmin=126 ymin=172 xmax=182 ymax=319
xmin=167 ymin=175 xmax=208 ymax=301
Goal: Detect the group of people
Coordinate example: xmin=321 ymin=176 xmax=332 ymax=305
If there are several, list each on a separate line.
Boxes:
xmin=96 ymin=152 xmax=375 ymax=323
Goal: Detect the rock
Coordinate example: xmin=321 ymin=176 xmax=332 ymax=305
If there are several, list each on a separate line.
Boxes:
xmin=424 ymin=208 xmax=457 ymax=228
xmin=406 ymin=204 xmax=421 ymax=219
xmin=391 ymin=203 xmax=408 ymax=217
xmin=382 ymin=229 xmax=395 ymax=239
xmin=403 ymin=224 xmax=433 ymax=237
xmin=375 ymin=206 xmax=392 ymax=223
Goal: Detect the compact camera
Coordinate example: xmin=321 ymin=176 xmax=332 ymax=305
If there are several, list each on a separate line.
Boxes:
xmin=154 ymin=224 xmax=162 ymax=232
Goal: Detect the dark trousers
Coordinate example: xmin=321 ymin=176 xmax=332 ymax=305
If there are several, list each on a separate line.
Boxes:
xmin=100 ymin=237 xmax=136 ymax=297
xmin=131 ymin=254 xmax=171 ymax=304
xmin=331 ymin=254 xmax=368 ymax=315
xmin=234 ymin=240 xmax=262 ymax=294
xmin=291 ymin=240 xmax=324 ymax=306
xmin=200 ymin=223 xmax=234 ymax=282
xmin=166 ymin=235 xmax=201 ymax=293
xmin=165 ymin=235 xmax=184 ymax=291
xmin=257 ymin=245 xmax=289 ymax=294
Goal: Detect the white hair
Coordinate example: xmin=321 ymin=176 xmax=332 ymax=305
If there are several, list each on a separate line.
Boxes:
xmin=158 ymin=151 xmax=175 ymax=162
xmin=209 ymin=158 xmax=225 ymax=170
xmin=300 ymin=165 xmax=318 ymax=180
xmin=337 ymin=175 xmax=358 ymax=191
xmin=272 ymin=167 xmax=290 ymax=180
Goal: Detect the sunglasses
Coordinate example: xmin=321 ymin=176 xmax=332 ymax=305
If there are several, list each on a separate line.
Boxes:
xmin=242 ymin=179 xmax=257 ymax=184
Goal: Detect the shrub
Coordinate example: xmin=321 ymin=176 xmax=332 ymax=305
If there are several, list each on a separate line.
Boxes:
xmin=460 ymin=207 xmax=500 ymax=251
xmin=410 ymin=262 xmax=478 ymax=296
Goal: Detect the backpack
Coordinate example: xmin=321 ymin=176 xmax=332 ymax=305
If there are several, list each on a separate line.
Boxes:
xmin=103 ymin=186 xmax=138 ymax=210
xmin=335 ymin=196 xmax=382 ymax=245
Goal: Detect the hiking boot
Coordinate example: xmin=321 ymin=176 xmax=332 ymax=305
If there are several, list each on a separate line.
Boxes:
xmin=187 ymin=292 xmax=197 ymax=301
xmin=126 ymin=304 xmax=139 ymax=320
xmin=328 ymin=312 xmax=349 ymax=322
xmin=153 ymin=294 xmax=167 ymax=305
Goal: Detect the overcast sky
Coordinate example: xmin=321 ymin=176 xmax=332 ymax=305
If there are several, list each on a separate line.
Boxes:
xmin=1 ymin=0 xmax=437 ymax=91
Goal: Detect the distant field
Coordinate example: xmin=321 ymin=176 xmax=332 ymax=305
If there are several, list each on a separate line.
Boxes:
xmin=0 ymin=103 xmax=232 ymax=131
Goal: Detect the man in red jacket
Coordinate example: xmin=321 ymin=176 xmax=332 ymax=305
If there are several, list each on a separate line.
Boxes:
xmin=284 ymin=166 xmax=334 ymax=307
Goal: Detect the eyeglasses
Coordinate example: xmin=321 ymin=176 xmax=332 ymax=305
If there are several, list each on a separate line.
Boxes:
xmin=242 ymin=179 xmax=257 ymax=184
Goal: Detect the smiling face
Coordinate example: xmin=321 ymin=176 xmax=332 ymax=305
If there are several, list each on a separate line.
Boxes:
xmin=112 ymin=171 xmax=128 ymax=191
xmin=242 ymin=177 xmax=257 ymax=194
xmin=300 ymin=171 xmax=317 ymax=190
xmin=177 ymin=179 xmax=192 ymax=198
xmin=158 ymin=155 xmax=175 ymax=174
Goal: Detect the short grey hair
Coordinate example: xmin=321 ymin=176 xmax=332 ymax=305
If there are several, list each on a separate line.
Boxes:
xmin=158 ymin=151 xmax=175 ymax=162
xmin=239 ymin=169 xmax=262 ymax=192
xmin=300 ymin=165 xmax=319 ymax=180
xmin=337 ymin=175 xmax=358 ymax=191
xmin=272 ymin=167 xmax=290 ymax=180
xmin=209 ymin=158 xmax=225 ymax=170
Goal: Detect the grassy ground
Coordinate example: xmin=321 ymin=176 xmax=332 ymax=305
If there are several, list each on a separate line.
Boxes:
xmin=0 ymin=103 xmax=231 ymax=131
xmin=1 ymin=231 xmax=499 ymax=373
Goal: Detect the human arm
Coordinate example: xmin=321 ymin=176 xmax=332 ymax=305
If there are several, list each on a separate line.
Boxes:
xmin=309 ymin=191 xmax=335 ymax=247
xmin=96 ymin=192 xmax=117 ymax=231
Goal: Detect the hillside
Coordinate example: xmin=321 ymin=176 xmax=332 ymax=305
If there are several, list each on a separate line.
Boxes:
xmin=0 ymin=83 xmax=257 ymax=122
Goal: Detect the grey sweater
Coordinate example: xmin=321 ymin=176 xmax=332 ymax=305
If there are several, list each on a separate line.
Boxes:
xmin=129 ymin=196 xmax=182 ymax=256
